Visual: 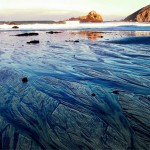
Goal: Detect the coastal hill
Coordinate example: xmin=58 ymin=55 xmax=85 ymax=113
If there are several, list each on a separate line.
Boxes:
xmin=68 ymin=11 xmax=103 ymax=22
xmin=124 ymin=5 xmax=150 ymax=22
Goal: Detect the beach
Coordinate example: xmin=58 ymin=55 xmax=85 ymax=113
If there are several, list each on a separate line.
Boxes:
xmin=0 ymin=23 xmax=150 ymax=150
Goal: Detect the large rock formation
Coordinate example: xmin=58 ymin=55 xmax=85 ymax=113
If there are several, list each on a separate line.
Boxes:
xmin=124 ymin=5 xmax=150 ymax=22
xmin=68 ymin=11 xmax=103 ymax=22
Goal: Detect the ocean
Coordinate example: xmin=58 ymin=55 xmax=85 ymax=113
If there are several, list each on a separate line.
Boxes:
xmin=0 ymin=22 xmax=150 ymax=150
xmin=0 ymin=22 xmax=150 ymax=31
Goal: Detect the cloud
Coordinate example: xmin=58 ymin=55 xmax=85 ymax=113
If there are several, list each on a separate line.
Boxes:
xmin=0 ymin=9 xmax=83 ymax=21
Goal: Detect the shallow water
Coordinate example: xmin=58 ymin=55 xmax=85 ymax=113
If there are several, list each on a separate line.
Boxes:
xmin=0 ymin=30 xmax=150 ymax=150
xmin=1 ymin=22 xmax=150 ymax=31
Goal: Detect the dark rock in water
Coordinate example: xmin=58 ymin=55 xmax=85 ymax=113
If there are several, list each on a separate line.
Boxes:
xmin=112 ymin=90 xmax=120 ymax=94
xmin=15 ymin=33 xmax=39 ymax=36
xmin=22 ymin=77 xmax=28 ymax=83
xmin=27 ymin=40 xmax=39 ymax=44
xmin=46 ymin=31 xmax=62 ymax=34
xmin=65 ymin=40 xmax=79 ymax=43
xmin=74 ymin=40 xmax=79 ymax=43
xmin=12 ymin=26 xmax=19 ymax=29
xmin=91 ymin=93 xmax=96 ymax=96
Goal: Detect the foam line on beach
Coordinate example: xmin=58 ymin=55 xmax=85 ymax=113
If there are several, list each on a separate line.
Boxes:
xmin=0 ymin=22 xmax=150 ymax=31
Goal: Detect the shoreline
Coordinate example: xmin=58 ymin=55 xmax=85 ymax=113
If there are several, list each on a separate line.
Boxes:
xmin=0 ymin=22 xmax=150 ymax=31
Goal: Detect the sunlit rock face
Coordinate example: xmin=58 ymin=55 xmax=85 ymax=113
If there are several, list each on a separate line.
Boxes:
xmin=68 ymin=11 xmax=103 ymax=22
xmin=124 ymin=5 xmax=150 ymax=22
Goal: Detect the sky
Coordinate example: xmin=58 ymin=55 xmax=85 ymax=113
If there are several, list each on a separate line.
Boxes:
xmin=0 ymin=0 xmax=150 ymax=21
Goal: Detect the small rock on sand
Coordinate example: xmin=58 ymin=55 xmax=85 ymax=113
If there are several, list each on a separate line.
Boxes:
xmin=27 ymin=40 xmax=39 ymax=44
xmin=15 ymin=33 xmax=39 ymax=36
xmin=22 ymin=77 xmax=28 ymax=83
xmin=12 ymin=26 xmax=19 ymax=29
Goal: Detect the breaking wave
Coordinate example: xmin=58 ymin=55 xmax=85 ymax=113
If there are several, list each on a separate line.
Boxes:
xmin=0 ymin=22 xmax=150 ymax=31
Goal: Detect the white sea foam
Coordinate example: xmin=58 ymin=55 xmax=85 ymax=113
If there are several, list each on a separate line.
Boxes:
xmin=0 ymin=22 xmax=150 ymax=31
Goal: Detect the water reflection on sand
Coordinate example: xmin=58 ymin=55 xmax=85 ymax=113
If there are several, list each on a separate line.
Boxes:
xmin=70 ymin=30 xmax=150 ymax=41
xmin=0 ymin=30 xmax=150 ymax=150
xmin=71 ymin=31 xmax=103 ymax=41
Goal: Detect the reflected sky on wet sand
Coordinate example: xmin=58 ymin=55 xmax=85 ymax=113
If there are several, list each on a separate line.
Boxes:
xmin=0 ymin=30 xmax=150 ymax=150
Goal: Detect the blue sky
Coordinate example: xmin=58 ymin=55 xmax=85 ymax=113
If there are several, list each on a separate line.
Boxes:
xmin=0 ymin=0 xmax=150 ymax=21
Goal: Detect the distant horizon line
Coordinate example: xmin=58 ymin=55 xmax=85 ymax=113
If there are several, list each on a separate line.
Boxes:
xmin=0 ymin=19 xmax=124 ymax=22
xmin=0 ymin=20 xmax=123 ymax=23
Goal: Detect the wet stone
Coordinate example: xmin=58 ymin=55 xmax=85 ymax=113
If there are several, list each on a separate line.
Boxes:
xmin=15 ymin=33 xmax=39 ymax=36
xmin=27 ymin=40 xmax=39 ymax=44
xmin=12 ymin=26 xmax=19 ymax=29
xmin=65 ymin=40 xmax=79 ymax=43
xmin=22 ymin=77 xmax=28 ymax=83
xmin=91 ymin=93 xmax=96 ymax=96
xmin=46 ymin=31 xmax=62 ymax=34
xmin=112 ymin=90 xmax=120 ymax=94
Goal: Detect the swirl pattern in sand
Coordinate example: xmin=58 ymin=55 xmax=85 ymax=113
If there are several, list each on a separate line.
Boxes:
xmin=0 ymin=30 xmax=150 ymax=150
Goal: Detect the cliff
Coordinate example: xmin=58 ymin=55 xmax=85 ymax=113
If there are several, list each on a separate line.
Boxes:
xmin=68 ymin=11 xmax=103 ymax=22
xmin=124 ymin=5 xmax=150 ymax=22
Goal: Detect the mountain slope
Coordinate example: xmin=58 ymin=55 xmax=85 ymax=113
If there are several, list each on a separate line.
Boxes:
xmin=124 ymin=5 xmax=150 ymax=22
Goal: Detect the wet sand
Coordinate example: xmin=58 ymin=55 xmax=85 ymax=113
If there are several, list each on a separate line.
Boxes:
xmin=0 ymin=30 xmax=150 ymax=150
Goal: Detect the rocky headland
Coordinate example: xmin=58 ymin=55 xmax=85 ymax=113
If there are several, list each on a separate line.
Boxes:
xmin=68 ymin=10 xmax=103 ymax=22
xmin=124 ymin=5 xmax=150 ymax=22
